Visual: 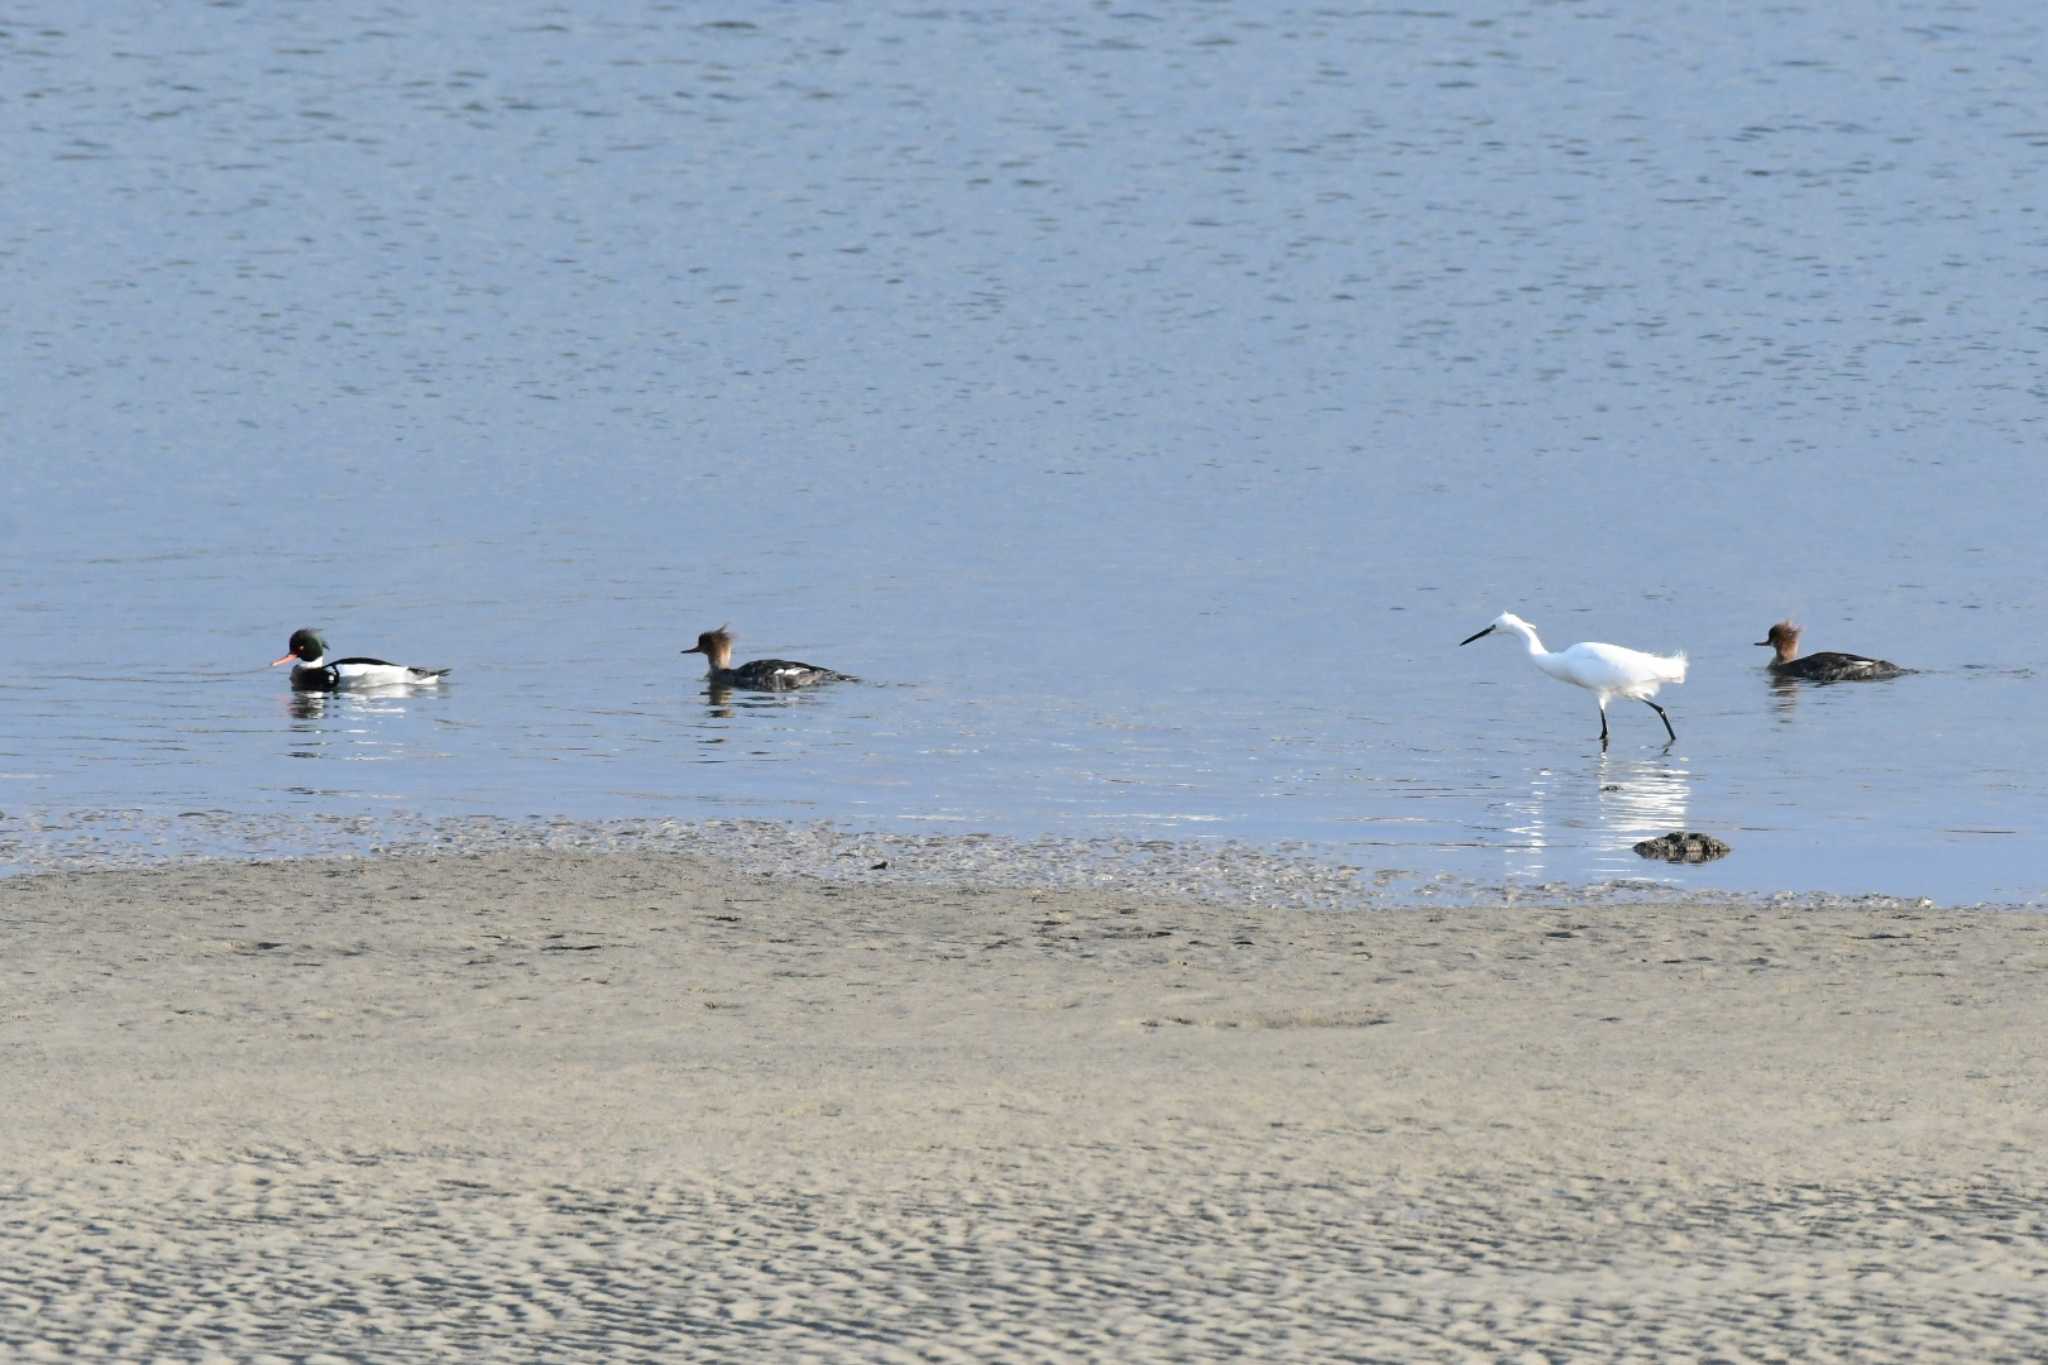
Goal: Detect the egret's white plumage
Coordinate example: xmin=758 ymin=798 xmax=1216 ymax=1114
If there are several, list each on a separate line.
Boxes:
xmin=1460 ymin=611 xmax=1686 ymax=747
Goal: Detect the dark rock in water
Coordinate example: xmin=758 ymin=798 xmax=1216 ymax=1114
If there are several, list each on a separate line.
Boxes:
xmin=1633 ymin=830 xmax=1733 ymax=863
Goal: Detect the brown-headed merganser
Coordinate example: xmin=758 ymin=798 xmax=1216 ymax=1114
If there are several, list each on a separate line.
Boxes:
xmin=1461 ymin=611 xmax=1688 ymax=748
xmin=270 ymin=628 xmax=450 ymax=692
xmin=682 ymin=625 xmax=853 ymax=691
xmin=1755 ymin=621 xmax=1906 ymax=682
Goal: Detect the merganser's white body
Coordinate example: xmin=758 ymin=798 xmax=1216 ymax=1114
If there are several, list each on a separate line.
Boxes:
xmin=271 ymin=628 xmax=449 ymax=692
xmin=1460 ymin=611 xmax=1686 ymax=748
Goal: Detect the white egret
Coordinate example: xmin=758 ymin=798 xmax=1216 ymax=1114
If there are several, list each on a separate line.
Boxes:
xmin=1460 ymin=612 xmax=1687 ymax=748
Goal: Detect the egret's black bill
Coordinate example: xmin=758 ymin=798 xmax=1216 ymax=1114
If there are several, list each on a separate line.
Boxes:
xmin=1459 ymin=625 xmax=1494 ymax=646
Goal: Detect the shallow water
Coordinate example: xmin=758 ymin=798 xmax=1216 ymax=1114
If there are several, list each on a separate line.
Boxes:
xmin=4 ymin=3 xmax=2045 ymax=901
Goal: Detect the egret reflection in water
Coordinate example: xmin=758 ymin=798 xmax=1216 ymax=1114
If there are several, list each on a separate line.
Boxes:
xmin=1596 ymin=754 xmax=1691 ymax=867
xmin=1496 ymin=754 xmax=1692 ymax=886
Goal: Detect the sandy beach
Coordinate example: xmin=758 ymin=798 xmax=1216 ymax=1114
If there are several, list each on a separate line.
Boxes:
xmin=4 ymin=849 xmax=2046 ymax=1360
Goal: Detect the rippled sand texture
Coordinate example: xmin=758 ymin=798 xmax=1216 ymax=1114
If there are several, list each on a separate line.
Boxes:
xmin=5 ymin=853 xmax=2046 ymax=1360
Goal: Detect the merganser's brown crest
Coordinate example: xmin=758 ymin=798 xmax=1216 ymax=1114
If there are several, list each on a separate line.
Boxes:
xmin=684 ymin=626 xmax=736 ymax=671
xmin=681 ymin=625 xmax=854 ymax=692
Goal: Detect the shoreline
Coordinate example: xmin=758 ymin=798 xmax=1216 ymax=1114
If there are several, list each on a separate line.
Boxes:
xmin=0 ymin=809 xmax=2000 ymax=912
xmin=5 ymin=847 xmax=2046 ymax=1357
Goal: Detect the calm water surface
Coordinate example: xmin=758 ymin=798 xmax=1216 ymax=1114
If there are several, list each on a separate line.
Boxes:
xmin=3 ymin=3 xmax=2044 ymax=900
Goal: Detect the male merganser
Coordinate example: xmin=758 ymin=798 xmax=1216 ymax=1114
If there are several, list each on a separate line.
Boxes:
xmin=1460 ymin=611 xmax=1688 ymax=748
xmin=1755 ymin=621 xmax=1906 ymax=682
xmin=681 ymin=626 xmax=853 ymax=691
xmin=269 ymin=628 xmax=450 ymax=692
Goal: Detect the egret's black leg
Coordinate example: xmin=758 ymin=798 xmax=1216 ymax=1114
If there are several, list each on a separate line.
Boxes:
xmin=1643 ymin=698 xmax=1676 ymax=744
xmin=1598 ymin=706 xmax=1610 ymax=749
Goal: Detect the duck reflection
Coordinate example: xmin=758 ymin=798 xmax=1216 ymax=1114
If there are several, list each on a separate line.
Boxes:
xmin=282 ymin=686 xmax=427 ymax=760
xmin=286 ymin=687 xmax=423 ymax=724
xmin=695 ymin=682 xmax=823 ymax=720
xmin=1767 ymin=673 xmax=1803 ymax=721
xmin=689 ymin=682 xmax=830 ymax=756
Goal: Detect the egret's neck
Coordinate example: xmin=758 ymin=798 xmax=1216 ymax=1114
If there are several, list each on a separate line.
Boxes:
xmin=1501 ymin=619 xmax=1550 ymax=659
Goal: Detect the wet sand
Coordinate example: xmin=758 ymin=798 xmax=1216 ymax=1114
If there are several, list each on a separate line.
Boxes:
xmin=5 ymin=850 xmax=2046 ymax=1360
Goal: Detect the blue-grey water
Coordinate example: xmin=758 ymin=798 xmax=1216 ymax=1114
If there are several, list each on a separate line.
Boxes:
xmin=4 ymin=3 xmax=2044 ymax=901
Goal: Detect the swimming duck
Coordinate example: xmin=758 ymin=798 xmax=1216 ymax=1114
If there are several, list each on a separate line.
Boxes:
xmin=682 ymin=626 xmax=853 ymax=691
xmin=269 ymin=628 xmax=450 ymax=692
xmin=1755 ymin=621 xmax=1906 ymax=682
